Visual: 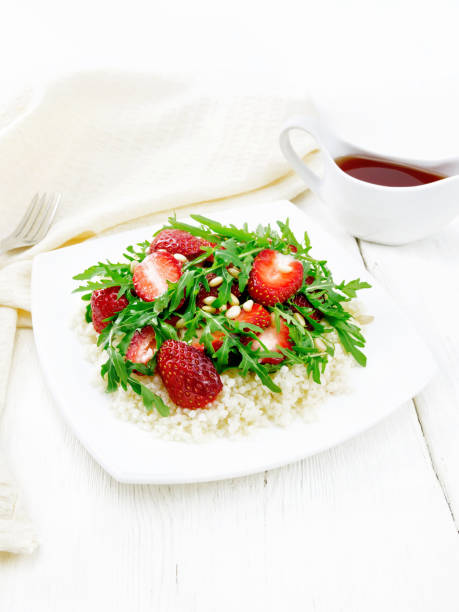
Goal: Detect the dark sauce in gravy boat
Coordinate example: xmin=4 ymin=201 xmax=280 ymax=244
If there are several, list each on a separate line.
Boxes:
xmin=335 ymin=155 xmax=446 ymax=187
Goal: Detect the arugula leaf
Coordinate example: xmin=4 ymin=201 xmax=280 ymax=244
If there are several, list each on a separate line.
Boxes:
xmin=85 ymin=303 xmax=92 ymax=323
xmin=337 ymin=278 xmax=372 ymax=299
xmin=139 ymin=381 xmax=169 ymax=416
xmin=191 ymin=214 xmax=255 ymax=242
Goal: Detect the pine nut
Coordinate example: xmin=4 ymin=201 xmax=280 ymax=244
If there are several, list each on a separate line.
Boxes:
xmin=203 ymin=295 xmax=217 ymax=305
xmin=130 ymin=260 xmax=138 ymax=273
xmin=226 ymin=305 xmax=241 ymax=319
xmin=228 ymin=266 xmax=240 ymax=278
xmin=294 ymin=312 xmax=306 ymax=327
xmin=202 ymin=305 xmax=217 ymax=314
xmin=219 ymin=304 xmax=227 ymax=312
xmin=358 ymin=314 xmax=374 ymax=325
xmin=173 ymin=253 xmax=187 ymax=262
xmin=209 ymin=276 xmax=223 ymax=287
xmin=315 ymin=338 xmax=327 ymax=352
xmin=176 ymin=318 xmax=186 ymax=329
xmin=242 ymin=299 xmax=254 ymax=312
xmin=230 ymin=293 xmax=240 ymax=306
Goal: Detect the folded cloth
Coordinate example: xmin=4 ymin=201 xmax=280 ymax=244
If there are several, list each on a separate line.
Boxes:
xmin=0 ymin=70 xmax=315 ymax=552
xmin=0 ymin=307 xmax=38 ymax=553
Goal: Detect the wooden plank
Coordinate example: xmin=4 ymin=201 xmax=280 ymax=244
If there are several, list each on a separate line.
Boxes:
xmin=358 ymin=216 xmax=459 ymax=522
xmin=0 ymin=331 xmax=459 ymax=611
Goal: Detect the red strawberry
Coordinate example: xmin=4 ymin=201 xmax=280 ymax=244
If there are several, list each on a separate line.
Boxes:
xmin=250 ymin=317 xmax=293 ymax=364
xmin=290 ymin=293 xmax=323 ymax=330
xmin=157 ymin=340 xmax=223 ymax=409
xmin=209 ymin=332 xmax=225 ymax=351
xmin=191 ymin=339 xmax=205 ymax=351
xmin=196 ymin=273 xmax=241 ymax=308
xmin=126 ymin=326 xmax=157 ymax=364
xmin=191 ymin=331 xmax=225 ymax=352
xmin=91 ymin=286 xmax=128 ymax=333
xmin=235 ymin=303 xmax=271 ymax=329
xmin=248 ymin=249 xmax=303 ymax=306
xmin=133 ymin=251 xmax=182 ymax=302
xmin=150 ymin=229 xmax=215 ymax=261
xmin=164 ymin=314 xmax=181 ymax=327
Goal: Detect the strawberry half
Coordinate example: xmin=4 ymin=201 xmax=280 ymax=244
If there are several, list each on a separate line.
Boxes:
xmin=191 ymin=331 xmax=225 ymax=353
xmin=157 ymin=340 xmax=223 ymax=409
xmin=133 ymin=251 xmax=182 ymax=302
xmin=150 ymin=229 xmax=215 ymax=261
xmin=249 ymin=317 xmax=293 ymax=364
xmin=290 ymin=293 xmax=323 ymax=330
xmin=235 ymin=303 xmax=271 ymax=329
xmin=248 ymin=249 xmax=303 ymax=306
xmin=91 ymin=286 xmax=129 ymax=333
xmin=164 ymin=314 xmax=181 ymax=327
xmin=126 ymin=326 xmax=157 ymax=365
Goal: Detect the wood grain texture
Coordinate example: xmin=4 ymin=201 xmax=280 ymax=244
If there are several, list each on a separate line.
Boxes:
xmin=358 ymin=216 xmax=459 ymax=522
xmin=1 ymin=193 xmax=459 ymax=611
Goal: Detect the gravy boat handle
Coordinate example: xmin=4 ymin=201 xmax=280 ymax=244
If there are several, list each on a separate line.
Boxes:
xmin=280 ymin=115 xmax=331 ymax=196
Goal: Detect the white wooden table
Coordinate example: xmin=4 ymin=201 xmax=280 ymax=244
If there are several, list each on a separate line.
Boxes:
xmin=1 ymin=190 xmax=459 ymax=611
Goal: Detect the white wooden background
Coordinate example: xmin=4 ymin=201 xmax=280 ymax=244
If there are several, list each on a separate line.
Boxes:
xmin=1 ymin=190 xmax=459 ymax=611
xmin=1 ymin=0 xmax=459 ymax=609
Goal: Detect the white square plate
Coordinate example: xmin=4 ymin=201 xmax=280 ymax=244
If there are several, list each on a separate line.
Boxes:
xmin=32 ymin=200 xmax=435 ymax=484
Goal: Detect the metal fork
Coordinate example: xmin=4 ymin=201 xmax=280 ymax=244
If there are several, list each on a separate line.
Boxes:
xmin=0 ymin=192 xmax=61 ymax=254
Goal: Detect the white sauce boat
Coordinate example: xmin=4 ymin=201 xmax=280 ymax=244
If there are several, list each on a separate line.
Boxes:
xmin=280 ymin=115 xmax=459 ymax=245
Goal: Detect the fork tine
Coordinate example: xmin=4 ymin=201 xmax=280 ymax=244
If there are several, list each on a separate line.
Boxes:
xmin=46 ymin=193 xmax=60 ymax=228
xmin=13 ymin=193 xmax=40 ymax=237
xmin=0 ymin=192 xmax=61 ymax=254
xmin=19 ymin=193 xmax=47 ymax=240
xmin=27 ymin=201 xmax=52 ymax=243
xmin=29 ymin=194 xmax=60 ymax=243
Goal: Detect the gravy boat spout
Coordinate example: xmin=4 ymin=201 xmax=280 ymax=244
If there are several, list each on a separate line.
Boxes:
xmin=280 ymin=115 xmax=459 ymax=245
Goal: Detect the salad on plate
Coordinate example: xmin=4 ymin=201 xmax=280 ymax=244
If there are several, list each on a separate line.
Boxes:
xmin=73 ymin=215 xmax=371 ymax=440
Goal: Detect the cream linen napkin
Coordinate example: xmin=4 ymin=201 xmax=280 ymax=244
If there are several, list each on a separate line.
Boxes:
xmin=0 ymin=70 xmax=315 ymax=553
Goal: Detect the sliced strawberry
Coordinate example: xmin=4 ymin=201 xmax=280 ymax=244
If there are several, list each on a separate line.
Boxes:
xmin=191 ymin=331 xmax=225 ymax=352
xmin=290 ymin=293 xmax=323 ymax=330
xmin=249 ymin=317 xmax=293 ymax=364
xmin=191 ymin=339 xmax=205 ymax=351
xmin=126 ymin=326 xmax=157 ymax=365
xmin=157 ymin=340 xmax=223 ymax=408
xmin=196 ymin=273 xmax=240 ymax=308
xmin=150 ymin=229 xmax=215 ymax=261
xmin=91 ymin=286 xmax=129 ymax=333
xmin=248 ymin=249 xmax=303 ymax=306
xmin=209 ymin=332 xmax=225 ymax=351
xmin=133 ymin=251 xmax=182 ymax=302
xmin=164 ymin=314 xmax=181 ymax=327
xmin=235 ymin=303 xmax=271 ymax=329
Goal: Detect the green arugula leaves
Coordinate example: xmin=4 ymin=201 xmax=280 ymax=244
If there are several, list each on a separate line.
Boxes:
xmin=73 ymin=216 xmax=371 ymax=415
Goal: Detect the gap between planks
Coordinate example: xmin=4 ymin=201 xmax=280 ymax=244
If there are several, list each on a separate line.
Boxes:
xmin=356 ymin=237 xmax=458 ymax=532
xmin=412 ymin=397 xmax=457 ymax=527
